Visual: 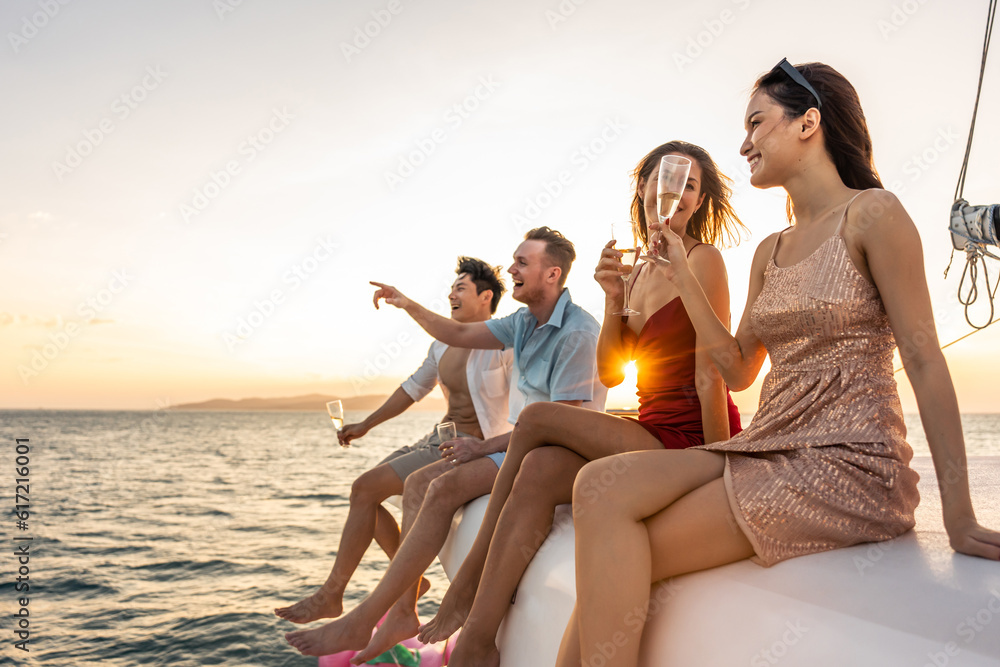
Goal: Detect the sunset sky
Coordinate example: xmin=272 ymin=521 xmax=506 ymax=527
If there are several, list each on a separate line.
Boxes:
xmin=2 ymin=0 xmax=999 ymax=412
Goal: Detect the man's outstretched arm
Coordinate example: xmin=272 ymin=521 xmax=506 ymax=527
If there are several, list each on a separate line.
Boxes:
xmin=371 ymin=281 xmax=503 ymax=350
xmin=337 ymin=387 xmax=415 ymax=446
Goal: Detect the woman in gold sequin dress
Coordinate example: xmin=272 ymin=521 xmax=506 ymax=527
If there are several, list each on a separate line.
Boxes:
xmin=557 ymin=60 xmax=1000 ymax=667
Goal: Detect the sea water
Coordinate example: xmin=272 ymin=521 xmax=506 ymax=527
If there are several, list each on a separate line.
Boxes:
xmin=0 ymin=410 xmax=997 ymax=665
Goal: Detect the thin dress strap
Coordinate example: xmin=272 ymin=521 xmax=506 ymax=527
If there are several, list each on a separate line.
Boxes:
xmin=769 ymin=228 xmax=791 ymax=262
xmin=686 ymin=241 xmax=706 ymax=257
xmin=835 ymin=190 xmax=868 ymax=236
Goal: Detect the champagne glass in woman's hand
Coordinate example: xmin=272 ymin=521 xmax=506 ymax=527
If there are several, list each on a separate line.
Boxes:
xmin=641 ymin=155 xmax=692 ymax=265
xmin=655 ymin=225 xmax=692 ymax=279
xmin=610 ymin=222 xmax=640 ymax=316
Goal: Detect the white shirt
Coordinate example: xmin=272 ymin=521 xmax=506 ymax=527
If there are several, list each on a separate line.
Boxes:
xmin=400 ymin=341 xmax=518 ymax=440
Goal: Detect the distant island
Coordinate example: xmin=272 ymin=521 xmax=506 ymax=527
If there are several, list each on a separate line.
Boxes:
xmin=169 ymin=393 xmax=448 ymax=412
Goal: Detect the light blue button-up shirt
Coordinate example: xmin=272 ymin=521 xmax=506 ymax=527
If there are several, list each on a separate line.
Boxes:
xmin=485 ymin=289 xmax=605 ymax=421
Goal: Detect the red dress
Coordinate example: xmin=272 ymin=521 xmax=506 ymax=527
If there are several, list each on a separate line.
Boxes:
xmin=621 ymin=253 xmax=742 ymax=448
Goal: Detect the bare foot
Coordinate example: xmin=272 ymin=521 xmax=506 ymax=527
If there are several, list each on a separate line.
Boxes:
xmin=417 ymin=583 xmax=475 ymax=644
xmin=447 ymin=633 xmax=501 ymax=667
xmin=284 ymin=612 xmax=371 ymax=657
xmin=350 ymin=602 xmax=420 ymax=665
xmin=274 ymin=586 xmax=343 ymax=624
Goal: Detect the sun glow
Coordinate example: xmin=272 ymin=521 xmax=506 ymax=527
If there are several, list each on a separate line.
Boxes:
xmin=605 ymin=360 xmax=639 ymax=411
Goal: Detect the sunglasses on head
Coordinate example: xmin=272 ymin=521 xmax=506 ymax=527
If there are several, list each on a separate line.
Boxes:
xmin=773 ymin=58 xmax=822 ymax=109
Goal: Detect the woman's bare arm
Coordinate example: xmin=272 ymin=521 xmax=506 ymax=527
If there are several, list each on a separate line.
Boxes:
xmin=658 ymin=227 xmax=771 ymax=391
xmin=858 ymin=190 xmax=1000 ymax=560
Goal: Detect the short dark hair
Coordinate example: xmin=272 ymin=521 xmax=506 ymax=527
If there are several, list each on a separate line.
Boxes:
xmin=524 ymin=227 xmax=575 ymax=287
xmin=456 ymin=256 xmax=505 ymax=314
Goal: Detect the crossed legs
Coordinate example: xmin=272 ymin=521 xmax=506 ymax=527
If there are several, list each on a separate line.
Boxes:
xmin=420 ymin=403 xmax=662 ymax=652
xmin=556 ymin=449 xmax=754 ymax=667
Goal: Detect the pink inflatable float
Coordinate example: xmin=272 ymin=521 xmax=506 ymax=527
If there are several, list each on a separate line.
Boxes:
xmin=318 ymin=630 xmax=457 ymax=667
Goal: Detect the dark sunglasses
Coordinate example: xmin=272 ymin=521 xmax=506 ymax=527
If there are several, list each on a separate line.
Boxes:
xmin=773 ymin=58 xmax=822 ymax=109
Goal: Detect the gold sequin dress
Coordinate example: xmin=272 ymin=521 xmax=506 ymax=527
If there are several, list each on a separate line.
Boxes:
xmin=696 ymin=198 xmax=921 ymax=567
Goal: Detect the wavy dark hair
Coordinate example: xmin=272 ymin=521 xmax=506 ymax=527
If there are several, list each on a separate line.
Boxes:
xmin=630 ymin=141 xmax=747 ymax=248
xmin=456 ymin=256 xmax=505 ymax=314
xmin=754 ymin=61 xmax=883 ymax=221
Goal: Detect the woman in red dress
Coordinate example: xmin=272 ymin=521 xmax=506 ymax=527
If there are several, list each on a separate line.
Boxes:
xmin=422 ymin=141 xmax=747 ymax=667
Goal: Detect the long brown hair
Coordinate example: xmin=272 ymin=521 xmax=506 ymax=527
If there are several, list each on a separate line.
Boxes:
xmin=630 ymin=141 xmax=747 ymax=248
xmin=754 ymin=61 xmax=883 ymax=221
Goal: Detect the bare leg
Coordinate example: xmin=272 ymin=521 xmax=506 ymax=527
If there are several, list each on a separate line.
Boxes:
xmin=419 ymin=406 xmax=659 ymax=644
xmin=448 ymin=447 xmax=583 ymax=666
xmin=573 ymin=450 xmax=754 ymax=667
xmin=275 ymin=463 xmax=403 ymax=623
xmin=285 ymin=458 xmax=499 ymax=657
xmin=555 ymin=606 xmax=581 ymax=667
xmin=350 ymin=460 xmax=458 ymax=663
xmin=372 ymin=505 xmax=401 ymax=557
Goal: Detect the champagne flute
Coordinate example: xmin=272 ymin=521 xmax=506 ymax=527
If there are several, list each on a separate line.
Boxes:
xmin=640 ymin=155 xmax=692 ymax=265
xmin=436 ymin=421 xmax=457 ymax=444
xmin=326 ymin=400 xmax=347 ymax=448
xmin=437 ymin=421 xmax=458 ymax=464
xmin=610 ymin=222 xmax=640 ymax=316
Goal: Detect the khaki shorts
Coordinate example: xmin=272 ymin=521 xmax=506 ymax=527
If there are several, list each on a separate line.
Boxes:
xmin=379 ymin=428 xmax=475 ymax=481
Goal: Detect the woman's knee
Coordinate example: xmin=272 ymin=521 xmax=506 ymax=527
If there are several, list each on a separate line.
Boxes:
xmin=572 ymin=456 xmax=635 ymax=520
xmin=512 ymin=448 xmax=576 ymax=501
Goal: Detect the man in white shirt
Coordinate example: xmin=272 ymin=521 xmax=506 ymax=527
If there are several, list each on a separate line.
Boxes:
xmin=285 ymin=227 xmax=606 ymax=659
xmin=275 ymin=257 xmax=513 ymax=625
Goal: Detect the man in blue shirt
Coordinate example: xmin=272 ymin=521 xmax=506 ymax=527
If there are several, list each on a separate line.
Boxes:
xmin=284 ymin=227 xmax=605 ymax=658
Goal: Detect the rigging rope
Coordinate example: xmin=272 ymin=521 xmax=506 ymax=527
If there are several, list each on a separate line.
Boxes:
xmin=943 ymin=0 xmax=998 ymax=331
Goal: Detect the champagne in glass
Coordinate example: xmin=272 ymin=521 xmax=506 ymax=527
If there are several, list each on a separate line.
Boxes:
xmin=641 ymin=155 xmax=692 ymax=264
xmin=611 ymin=222 xmax=640 ymax=316
xmin=326 ymin=400 xmax=346 ymax=447
xmin=658 ymin=191 xmax=682 ymax=223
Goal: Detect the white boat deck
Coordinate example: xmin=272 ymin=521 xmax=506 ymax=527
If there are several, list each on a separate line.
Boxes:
xmin=438 ymin=456 xmax=1000 ymax=666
